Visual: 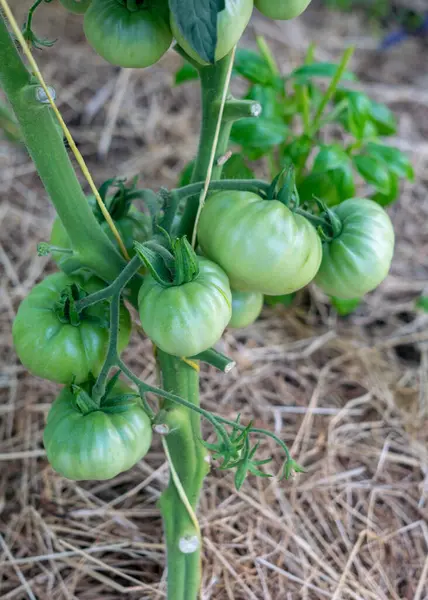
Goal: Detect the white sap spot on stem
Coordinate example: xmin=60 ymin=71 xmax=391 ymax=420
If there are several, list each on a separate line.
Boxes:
xmin=179 ymin=535 xmax=200 ymax=554
xmin=36 ymin=86 xmax=56 ymax=104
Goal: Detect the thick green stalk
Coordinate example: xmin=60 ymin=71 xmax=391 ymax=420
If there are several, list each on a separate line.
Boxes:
xmin=0 ymin=16 xmax=126 ymax=283
xmin=157 ymin=351 xmax=209 ymax=600
xmin=177 ymin=55 xmax=233 ymax=238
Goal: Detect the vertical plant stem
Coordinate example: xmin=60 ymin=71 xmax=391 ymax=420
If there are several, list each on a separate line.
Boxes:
xmin=177 ymin=54 xmax=234 ymax=239
xmin=0 ymin=14 xmax=128 ymax=283
xmin=157 ymin=351 xmax=209 ymax=600
xmin=311 ymin=46 xmax=354 ymax=135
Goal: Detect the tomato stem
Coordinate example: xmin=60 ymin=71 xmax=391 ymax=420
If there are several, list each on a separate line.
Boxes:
xmin=177 ymin=52 xmax=258 ymax=239
xmin=0 ymin=14 xmax=130 ymax=285
xmin=156 ymin=351 xmax=207 ymax=600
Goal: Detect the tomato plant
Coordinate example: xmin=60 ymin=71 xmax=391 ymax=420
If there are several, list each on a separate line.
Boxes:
xmin=44 ymin=380 xmax=152 ymax=480
xmin=255 ymin=0 xmax=312 ymax=20
xmin=229 ymin=290 xmax=263 ymax=328
xmin=0 ymin=0 xmax=404 ymax=597
xmin=84 ymin=0 xmax=172 ymax=68
xmin=12 ymin=272 xmax=131 ymax=384
xmin=198 ymin=191 xmax=322 ymax=296
xmin=315 ymin=198 xmax=395 ymax=299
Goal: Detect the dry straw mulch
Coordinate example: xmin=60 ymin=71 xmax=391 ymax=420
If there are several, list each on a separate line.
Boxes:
xmin=1 ymin=2 xmax=427 ymax=599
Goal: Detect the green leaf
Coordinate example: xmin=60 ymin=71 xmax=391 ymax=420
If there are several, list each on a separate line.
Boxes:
xmin=169 ymin=0 xmax=224 ymax=64
xmin=353 ymin=154 xmax=391 ymax=195
xmin=134 ymin=241 xmax=174 ymax=286
xmin=365 ymin=142 xmax=414 ymax=181
xmin=175 ymin=62 xmax=199 ymax=85
xmin=312 ymin=145 xmax=350 ymax=174
xmin=231 ymin=118 xmax=288 ymax=158
xmin=368 ymin=100 xmax=397 ymax=136
xmin=290 ymin=62 xmax=356 ymax=83
xmin=234 ymin=49 xmax=280 ymax=87
xmin=221 ymin=154 xmax=255 ymax=180
xmin=299 ymin=163 xmax=355 ymax=208
xmin=329 ymin=163 xmax=356 ymax=203
xmin=264 ymin=293 xmax=296 ymax=307
xmin=416 ymin=296 xmax=428 ymax=312
xmin=346 ymin=91 xmax=371 ymax=140
xmin=330 ymin=296 xmax=361 ymax=316
xmin=282 ymin=136 xmax=312 ymax=164
xmin=370 ymin=172 xmax=400 ymax=207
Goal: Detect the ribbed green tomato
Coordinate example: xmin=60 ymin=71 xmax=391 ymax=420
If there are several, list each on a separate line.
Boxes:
xmin=255 ymin=0 xmax=311 ymax=19
xmin=197 ymin=191 xmax=322 ymax=296
xmin=12 ymin=273 xmax=131 ymax=384
xmin=59 ymin=0 xmax=91 ymax=14
xmin=84 ymin=0 xmax=172 ymax=68
xmin=171 ymin=0 xmax=253 ymax=64
xmin=229 ymin=290 xmax=263 ymax=328
xmin=50 ymin=195 xmax=152 ymax=272
xmin=315 ymin=198 xmax=395 ymax=299
xmin=43 ymin=383 xmax=152 ymax=481
xmin=138 ymin=257 xmax=231 ymax=357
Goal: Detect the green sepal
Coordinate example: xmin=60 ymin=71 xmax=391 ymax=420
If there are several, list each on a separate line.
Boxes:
xmin=71 ymin=385 xmax=99 ymax=415
xmin=277 ymin=165 xmax=298 ymax=208
xmin=54 ymin=282 xmax=87 ymax=326
xmin=316 ymin=200 xmax=342 ymax=239
xmin=134 ymin=241 xmax=175 ymax=286
xmin=100 ymin=394 xmax=139 ymax=414
xmin=172 ymin=237 xmax=199 ymax=285
xmin=266 ymin=166 xmax=289 ymax=201
xmin=103 ymin=370 xmax=122 ymax=399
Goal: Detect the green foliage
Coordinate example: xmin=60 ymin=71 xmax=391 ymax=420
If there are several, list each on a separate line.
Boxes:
xmin=176 ymin=41 xmax=413 ymax=210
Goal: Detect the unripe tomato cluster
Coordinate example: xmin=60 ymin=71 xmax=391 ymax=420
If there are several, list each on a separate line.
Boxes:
xmin=12 ymin=189 xmax=394 ymax=481
xmin=62 ymin=0 xmax=314 ymax=69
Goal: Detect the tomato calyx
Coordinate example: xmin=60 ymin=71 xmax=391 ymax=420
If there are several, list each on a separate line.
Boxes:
xmin=54 ymin=282 xmax=88 ymax=326
xmin=265 ymin=164 xmax=300 ymax=209
xmin=96 ymin=177 xmax=158 ymax=222
xmin=71 ymin=373 xmax=139 ymax=415
xmin=53 ymin=282 xmax=109 ymax=329
xmin=135 ymin=233 xmax=200 ymax=287
xmin=317 ymin=201 xmax=343 ymax=241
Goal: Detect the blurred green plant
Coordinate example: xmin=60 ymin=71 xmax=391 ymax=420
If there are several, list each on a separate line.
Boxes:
xmin=176 ymin=38 xmax=413 ymax=208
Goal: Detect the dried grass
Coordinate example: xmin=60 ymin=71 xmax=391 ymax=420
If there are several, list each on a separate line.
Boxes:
xmin=0 ymin=2 xmax=427 ymax=598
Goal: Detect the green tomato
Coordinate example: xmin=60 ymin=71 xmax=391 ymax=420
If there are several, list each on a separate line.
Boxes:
xmin=315 ymin=198 xmax=395 ymax=299
xmin=197 ymin=191 xmax=322 ymax=296
xmin=255 ymin=0 xmax=311 ymax=19
xmin=50 ymin=195 xmax=152 ymax=272
xmin=138 ymin=257 xmax=232 ymax=357
xmin=171 ymin=0 xmax=254 ymax=65
xmin=43 ymin=383 xmax=152 ymax=481
xmin=59 ymin=0 xmax=91 ymax=14
xmin=84 ymin=0 xmax=172 ymax=68
xmin=229 ymin=290 xmax=263 ymax=328
xmin=13 ymin=273 xmax=131 ymax=384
